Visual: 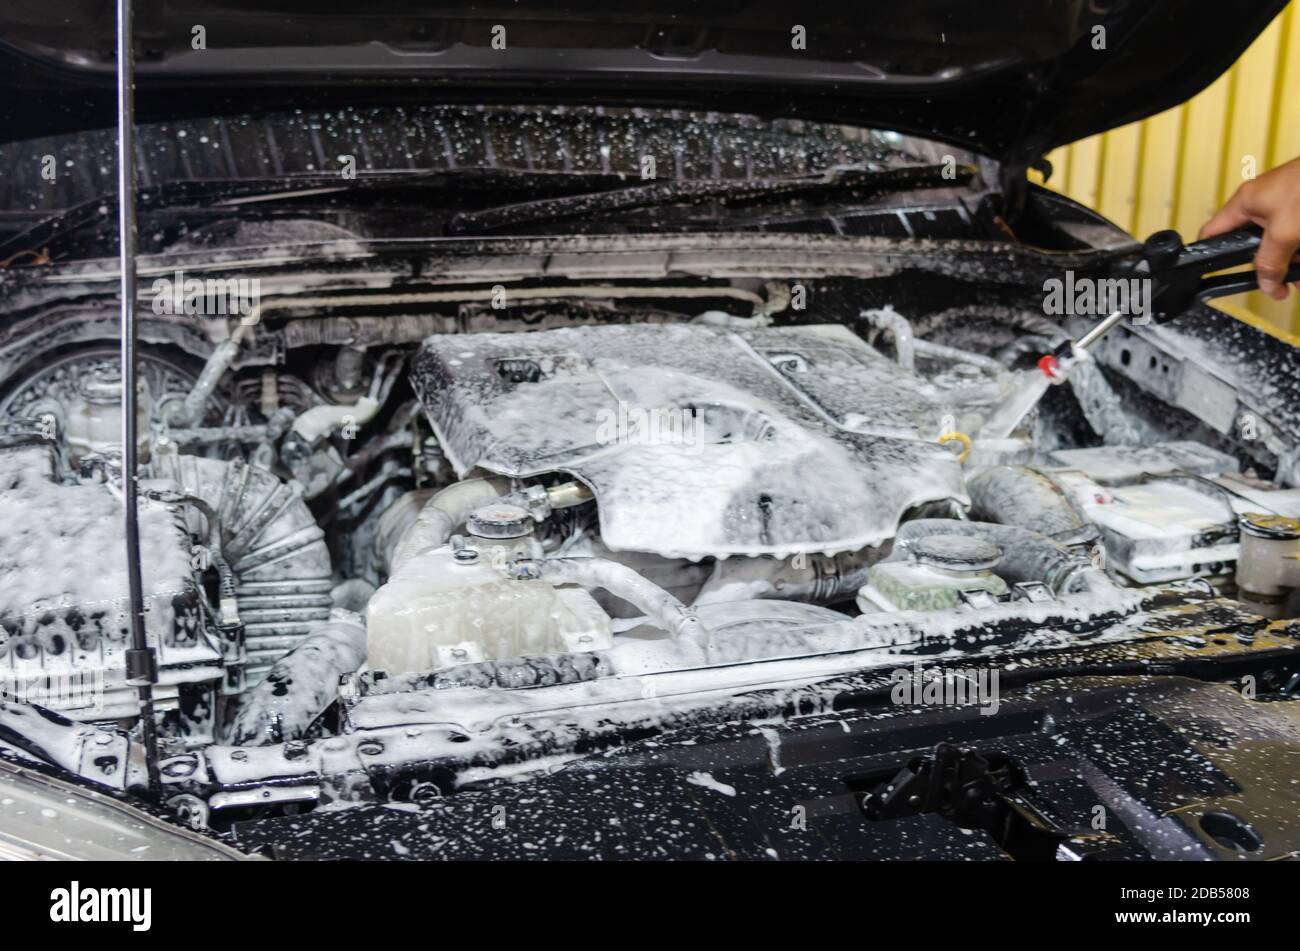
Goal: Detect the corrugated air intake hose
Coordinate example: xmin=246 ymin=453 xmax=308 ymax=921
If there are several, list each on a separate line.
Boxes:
xmin=147 ymin=448 xmax=334 ymax=684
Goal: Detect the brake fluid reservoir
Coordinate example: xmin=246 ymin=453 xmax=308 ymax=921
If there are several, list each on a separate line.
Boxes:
xmin=366 ymin=546 xmax=613 ymax=675
xmin=858 ymin=534 xmax=1008 ymax=612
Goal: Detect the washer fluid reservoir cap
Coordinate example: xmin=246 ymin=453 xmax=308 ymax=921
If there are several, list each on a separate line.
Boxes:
xmin=1239 ymin=512 xmax=1300 ymax=540
xmin=911 ymin=534 xmax=1002 ymax=572
xmin=467 ymin=502 xmax=534 ymax=539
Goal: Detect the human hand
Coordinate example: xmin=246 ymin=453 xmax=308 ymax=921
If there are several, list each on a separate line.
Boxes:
xmin=1200 ymin=156 xmax=1300 ymax=300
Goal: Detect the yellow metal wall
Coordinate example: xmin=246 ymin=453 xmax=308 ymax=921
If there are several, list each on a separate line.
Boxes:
xmin=1040 ymin=4 xmax=1300 ymax=340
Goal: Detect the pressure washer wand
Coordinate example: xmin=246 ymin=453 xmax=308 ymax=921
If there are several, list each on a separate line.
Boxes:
xmin=979 ymin=226 xmax=1300 ymax=441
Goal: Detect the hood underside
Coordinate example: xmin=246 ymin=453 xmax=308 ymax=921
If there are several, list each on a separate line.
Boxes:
xmin=0 ymin=0 xmax=1287 ymax=162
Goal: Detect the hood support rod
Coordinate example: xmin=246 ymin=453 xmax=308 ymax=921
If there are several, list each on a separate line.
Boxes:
xmin=116 ymin=0 xmax=161 ymax=796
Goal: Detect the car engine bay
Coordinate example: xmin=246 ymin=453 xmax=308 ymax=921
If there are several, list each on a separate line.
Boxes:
xmin=3 ymin=256 xmax=1300 ymax=834
xmin=1 ymin=109 xmax=1300 ymax=860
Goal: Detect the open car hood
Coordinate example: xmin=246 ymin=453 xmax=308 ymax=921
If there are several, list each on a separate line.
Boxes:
xmin=0 ymin=0 xmax=1287 ymax=166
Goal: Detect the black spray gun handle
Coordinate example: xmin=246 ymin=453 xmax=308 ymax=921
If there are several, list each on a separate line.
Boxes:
xmin=1040 ymin=226 xmax=1299 ymax=378
xmin=1144 ymin=225 xmax=1300 ymax=321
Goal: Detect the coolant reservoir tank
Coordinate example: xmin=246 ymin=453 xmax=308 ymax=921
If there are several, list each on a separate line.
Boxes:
xmin=858 ymin=534 xmax=1008 ymax=612
xmin=366 ymin=546 xmax=613 ymax=675
xmin=31 ymin=372 xmax=153 ymax=465
xmin=1236 ymin=512 xmax=1300 ymax=618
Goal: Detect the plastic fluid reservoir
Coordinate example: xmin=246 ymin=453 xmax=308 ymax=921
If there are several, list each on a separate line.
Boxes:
xmin=366 ymin=546 xmax=613 ymax=675
xmin=858 ymin=534 xmax=1008 ymax=612
xmin=1236 ymin=512 xmax=1300 ymax=619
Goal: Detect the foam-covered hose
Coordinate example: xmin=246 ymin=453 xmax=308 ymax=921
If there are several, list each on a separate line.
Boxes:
xmin=222 ymin=611 xmax=367 ymax=746
xmin=886 ymin=519 xmax=1114 ymax=596
xmin=966 ymin=465 xmax=1096 ymax=544
xmin=387 ymin=476 xmax=513 ymax=573
xmin=693 ymin=549 xmax=875 ymax=607
xmin=291 ymin=396 xmax=380 ymax=444
xmin=510 ymin=557 xmax=710 ymax=649
xmin=862 ymin=306 xmax=915 ymax=371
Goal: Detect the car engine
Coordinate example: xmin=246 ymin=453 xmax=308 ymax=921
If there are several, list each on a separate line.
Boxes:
xmin=4 ymin=260 xmax=1300 ymax=827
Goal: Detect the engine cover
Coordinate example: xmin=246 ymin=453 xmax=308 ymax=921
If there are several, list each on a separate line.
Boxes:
xmin=411 ymin=323 xmax=967 ymax=559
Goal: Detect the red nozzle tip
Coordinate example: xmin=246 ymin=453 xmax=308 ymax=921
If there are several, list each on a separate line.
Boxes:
xmin=1038 ymin=354 xmax=1060 ymax=379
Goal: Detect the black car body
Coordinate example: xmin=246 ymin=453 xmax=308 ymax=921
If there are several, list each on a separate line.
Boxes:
xmin=1 ymin=1 xmax=1299 ymax=861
